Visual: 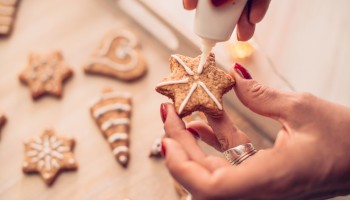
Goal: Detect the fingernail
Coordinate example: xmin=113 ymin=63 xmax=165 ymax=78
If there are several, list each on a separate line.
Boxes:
xmin=160 ymin=103 xmax=167 ymax=123
xmin=183 ymin=0 xmax=188 ymax=9
xmin=187 ymin=128 xmax=200 ymax=138
xmin=211 ymin=0 xmax=228 ymax=7
xmin=234 ymin=63 xmax=252 ymax=79
xmin=161 ymin=140 xmax=166 ymax=156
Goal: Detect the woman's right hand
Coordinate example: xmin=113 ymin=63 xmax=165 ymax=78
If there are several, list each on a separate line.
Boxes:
xmin=183 ymin=0 xmax=271 ymax=41
xmin=161 ymin=63 xmax=350 ymax=199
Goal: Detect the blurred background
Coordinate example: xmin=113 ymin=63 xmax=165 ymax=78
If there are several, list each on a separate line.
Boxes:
xmin=0 ymin=0 xmax=349 ymax=199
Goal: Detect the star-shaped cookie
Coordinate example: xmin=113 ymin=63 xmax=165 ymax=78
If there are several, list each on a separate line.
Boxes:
xmin=22 ymin=129 xmax=77 ymax=185
xmin=156 ymin=53 xmax=234 ymax=117
xmin=19 ymin=51 xmax=73 ymax=100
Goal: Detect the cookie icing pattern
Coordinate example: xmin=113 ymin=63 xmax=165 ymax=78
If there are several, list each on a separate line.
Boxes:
xmin=19 ymin=51 xmax=73 ymax=100
xmin=156 ymin=53 xmax=234 ymax=117
xmin=22 ymin=129 xmax=77 ymax=185
xmin=90 ymin=90 xmax=132 ymax=167
xmin=84 ymin=30 xmax=147 ymax=81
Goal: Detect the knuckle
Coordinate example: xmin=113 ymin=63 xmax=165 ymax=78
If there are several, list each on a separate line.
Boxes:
xmin=287 ymin=92 xmax=315 ymax=113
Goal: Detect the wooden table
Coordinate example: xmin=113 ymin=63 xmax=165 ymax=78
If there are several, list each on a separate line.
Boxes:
xmin=0 ymin=0 xmax=271 ymax=199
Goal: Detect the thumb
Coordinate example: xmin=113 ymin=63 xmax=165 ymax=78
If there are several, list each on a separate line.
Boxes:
xmin=230 ymin=63 xmax=292 ymax=120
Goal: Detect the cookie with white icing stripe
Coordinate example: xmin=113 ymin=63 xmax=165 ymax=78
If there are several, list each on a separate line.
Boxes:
xmin=0 ymin=0 xmax=19 ymax=35
xmin=84 ymin=30 xmax=147 ymax=81
xmin=22 ymin=129 xmax=77 ymax=186
xmin=156 ymin=53 xmax=234 ymax=118
xmin=19 ymin=51 xmax=73 ymax=100
xmin=89 ymin=89 xmax=132 ymax=167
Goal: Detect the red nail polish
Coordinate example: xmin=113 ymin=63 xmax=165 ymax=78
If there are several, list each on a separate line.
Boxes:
xmin=234 ymin=63 xmax=252 ymax=79
xmin=161 ymin=140 xmax=166 ymax=156
xmin=160 ymin=103 xmax=167 ymax=123
xmin=211 ymin=0 xmax=229 ymax=7
xmin=187 ymin=128 xmax=200 ymax=138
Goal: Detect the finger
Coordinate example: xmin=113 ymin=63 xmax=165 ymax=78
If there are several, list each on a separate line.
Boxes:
xmin=249 ymin=0 xmax=271 ymax=24
xmin=230 ymin=63 xmax=293 ymax=121
xmin=162 ymin=103 xmax=207 ymax=162
xmin=163 ymin=138 xmax=213 ymax=192
xmin=237 ymin=3 xmax=255 ymax=41
xmin=186 ymin=121 xmax=222 ymax=151
xmin=206 ymin=110 xmax=250 ymax=151
xmin=183 ymin=0 xmax=198 ymax=10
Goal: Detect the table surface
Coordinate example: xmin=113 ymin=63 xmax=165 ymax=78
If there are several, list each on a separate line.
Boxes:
xmin=0 ymin=0 xmax=272 ymax=199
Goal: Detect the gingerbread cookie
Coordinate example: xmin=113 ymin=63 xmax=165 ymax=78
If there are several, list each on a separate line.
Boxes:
xmin=19 ymin=51 xmax=73 ymax=100
xmin=0 ymin=0 xmax=18 ymax=35
xmin=0 ymin=112 xmax=6 ymax=136
xmin=84 ymin=30 xmax=147 ymax=81
xmin=22 ymin=129 xmax=77 ymax=186
xmin=89 ymin=89 xmax=132 ymax=167
xmin=156 ymin=53 xmax=234 ymax=118
xmin=149 ymin=137 xmax=162 ymax=158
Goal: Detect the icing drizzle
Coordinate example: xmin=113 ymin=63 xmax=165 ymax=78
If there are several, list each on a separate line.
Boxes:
xmin=158 ymin=55 xmax=223 ymax=114
xmin=93 ymin=103 xmax=131 ymax=118
xmin=88 ymin=30 xmax=139 ymax=72
xmin=24 ymin=134 xmax=71 ymax=173
xmin=101 ymin=118 xmax=130 ymax=131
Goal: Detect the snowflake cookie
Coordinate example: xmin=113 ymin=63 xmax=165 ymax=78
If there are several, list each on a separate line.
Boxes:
xmin=156 ymin=53 xmax=234 ymax=118
xmin=22 ymin=129 xmax=77 ymax=185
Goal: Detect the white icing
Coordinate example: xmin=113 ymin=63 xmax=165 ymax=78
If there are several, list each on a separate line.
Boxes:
xmin=88 ymin=51 xmax=138 ymax=72
xmin=98 ymin=31 xmax=138 ymax=56
xmin=51 ymin=151 xmax=64 ymax=159
xmin=156 ymin=78 xmax=189 ymax=87
xmin=51 ymin=141 xmax=63 ymax=149
xmin=171 ymin=55 xmax=194 ymax=75
xmin=34 ymin=137 xmax=42 ymax=144
xmin=93 ymin=103 xmax=131 ymax=118
xmin=56 ymin=146 xmax=70 ymax=153
xmin=108 ymin=133 xmax=128 ymax=143
xmin=68 ymin=158 xmax=75 ymax=164
xmin=198 ymin=81 xmax=222 ymax=110
xmin=26 ymin=134 xmax=71 ymax=172
xmin=37 ymin=160 xmax=44 ymax=170
xmin=43 ymin=172 xmax=51 ymax=179
xmin=88 ymin=30 xmax=139 ymax=72
xmin=30 ymin=143 xmax=43 ymax=151
xmin=51 ymin=159 xmax=59 ymax=169
xmin=112 ymin=146 xmax=129 ymax=155
xmin=27 ymin=150 xmax=38 ymax=157
xmin=45 ymin=156 xmax=51 ymax=170
xmin=179 ymin=83 xmax=198 ymax=114
xmin=89 ymin=91 xmax=131 ymax=107
xmin=118 ymin=155 xmax=128 ymax=164
xmin=22 ymin=162 xmax=29 ymax=168
xmin=101 ymin=118 xmax=130 ymax=131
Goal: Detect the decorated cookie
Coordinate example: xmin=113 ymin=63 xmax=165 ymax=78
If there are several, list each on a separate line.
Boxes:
xmin=89 ymin=89 xmax=132 ymax=167
xmin=174 ymin=180 xmax=192 ymax=200
xmin=0 ymin=0 xmax=19 ymax=35
xmin=0 ymin=112 xmax=6 ymax=136
xmin=149 ymin=137 xmax=162 ymax=158
xmin=84 ymin=30 xmax=147 ymax=81
xmin=19 ymin=51 xmax=73 ymax=100
xmin=22 ymin=129 xmax=77 ymax=186
xmin=156 ymin=53 xmax=234 ymax=118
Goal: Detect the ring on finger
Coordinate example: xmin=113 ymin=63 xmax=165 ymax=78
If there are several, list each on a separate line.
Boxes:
xmin=223 ymin=143 xmax=257 ymax=165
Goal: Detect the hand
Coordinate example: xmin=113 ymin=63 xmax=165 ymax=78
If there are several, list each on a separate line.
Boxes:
xmin=183 ymin=0 xmax=271 ymax=41
xmin=160 ymin=63 xmax=350 ymax=199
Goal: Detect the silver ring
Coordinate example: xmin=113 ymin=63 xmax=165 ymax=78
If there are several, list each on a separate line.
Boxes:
xmin=223 ymin=143 xmax=257 ymax=165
